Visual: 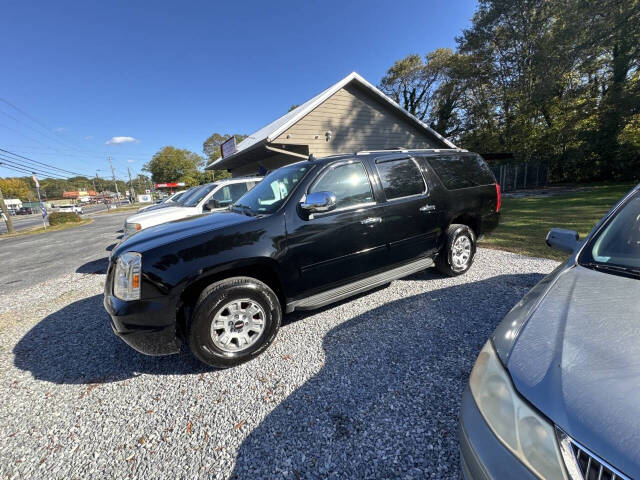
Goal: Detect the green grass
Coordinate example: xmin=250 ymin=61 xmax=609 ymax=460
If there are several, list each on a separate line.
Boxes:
xmin=480 ymin=183 xmax=635 ymax=260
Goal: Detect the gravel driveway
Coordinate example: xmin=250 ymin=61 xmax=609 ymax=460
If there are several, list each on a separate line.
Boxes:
xmin=0 ymin=249 xmax=558 ymax=479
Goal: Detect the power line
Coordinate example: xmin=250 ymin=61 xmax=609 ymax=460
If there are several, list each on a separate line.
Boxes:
xmin=0 ymin=97 xmax=106 ymax=156
xmin=0 ymin=156 xmax=71 ymax=179
xmin=0 ymin=161 xmax=68 ymax=180
xmin=0 ymin=108 xmax=85 ymax=152
xmin=0 ymin=148 xmax=91 ymax=177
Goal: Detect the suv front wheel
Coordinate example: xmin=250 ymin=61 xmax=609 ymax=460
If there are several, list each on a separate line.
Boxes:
xmin=188 ymin=277 xmax=282 ymax=368
xmin=436 ymin=224 xmax=476 ymax=276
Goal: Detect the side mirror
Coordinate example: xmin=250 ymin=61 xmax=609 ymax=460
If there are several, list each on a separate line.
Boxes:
xmin=300 ymin=191 xmax=337 ymax=214
xmin=205 ymin=199 xmax=221 ymax=211
xmin=546 ymin=228 xmax=579 ymax=254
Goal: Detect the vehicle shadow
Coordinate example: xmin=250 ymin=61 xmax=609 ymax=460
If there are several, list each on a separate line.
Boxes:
xmin=75 ymin=258 xmax=109 ymax=274
xmin=231 ymin=272 xmax=544 ymax=479
xmin=13 ymin=294 xmax=208 ymax=384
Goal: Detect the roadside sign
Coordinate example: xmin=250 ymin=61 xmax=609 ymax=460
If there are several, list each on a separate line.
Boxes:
xmin=145 ymin=189 xmax=151 ymax=194
xmin=155 ymin=182 xmax=186 ymax=188
xmin=221 ymin=137 xmax=236 ymax=158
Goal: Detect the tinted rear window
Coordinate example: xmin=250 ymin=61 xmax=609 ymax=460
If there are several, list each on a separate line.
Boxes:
xmin=426 ymin=154 xmax=495 ymax=190
xmin=375 ymin=157 xmax=426 ymax=200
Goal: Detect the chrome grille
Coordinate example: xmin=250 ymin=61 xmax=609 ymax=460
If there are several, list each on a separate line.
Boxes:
xmin=556 ymin=428 xmax=632 ymax=480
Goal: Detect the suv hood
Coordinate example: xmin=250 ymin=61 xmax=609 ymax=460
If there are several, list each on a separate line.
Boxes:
xmin=507 ymin=265 xmax=640 ymax=477
xmin=113 ymin=211 xmax=252 ymax=257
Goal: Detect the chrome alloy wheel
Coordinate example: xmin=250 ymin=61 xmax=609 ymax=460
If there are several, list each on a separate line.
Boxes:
xmin=451 ymin=235 xmax=472 ymax=269
xmin=210 ymin=299 xmax=266 ymax=353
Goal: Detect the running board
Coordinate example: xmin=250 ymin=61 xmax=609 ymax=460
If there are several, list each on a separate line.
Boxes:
xmin=286 ymin=257 xmax=434 ymax=312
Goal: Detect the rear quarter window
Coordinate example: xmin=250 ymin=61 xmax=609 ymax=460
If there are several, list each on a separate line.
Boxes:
xmin=426 ymin=154 xmax=495 ymax=190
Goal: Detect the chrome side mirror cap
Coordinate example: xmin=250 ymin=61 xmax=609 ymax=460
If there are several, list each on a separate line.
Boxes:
xmin=300 ymin=191 xmax=337 ymax=213
xmin=546 ymin=228 xmax=580 ymax=254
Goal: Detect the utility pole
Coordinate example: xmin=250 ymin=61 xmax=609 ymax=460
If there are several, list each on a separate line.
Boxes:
xmin=127 ymin=167 xmax=136 ymax=202
xmin=108 ymin=157 xmax=120 ymax=204
xmin=0 ymin=187 xmax=15 ymax=234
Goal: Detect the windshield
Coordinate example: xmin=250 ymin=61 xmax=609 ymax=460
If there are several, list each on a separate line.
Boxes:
xmin=232 ymin=163 xmax=312 ymax=215
xmin=580 ymin=192 xmax=640 ymax=275
xmin=178 ymin=184 xmax=217 ymax=207
xmin=170 ymin=191 xmax=186 ymax=202
xmin=173 ymin=187 xmax=197 ymax=205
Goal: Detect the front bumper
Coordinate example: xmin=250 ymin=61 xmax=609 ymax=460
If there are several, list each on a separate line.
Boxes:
xmin=103 ymin=294 xmax=181 ymax=355
xmin=458 ymin=385 xmax=538 ymax=480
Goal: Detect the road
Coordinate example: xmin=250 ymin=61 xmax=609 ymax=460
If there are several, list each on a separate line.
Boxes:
xmin=0 ymin=210 xmax=128 ymax=294
xmin=0 ymin=204 xmax=113 ymax=234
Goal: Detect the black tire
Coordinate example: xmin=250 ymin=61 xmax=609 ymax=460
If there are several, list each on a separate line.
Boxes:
xmin=187 ymin=276 xmax=282 ymax=368
xmin=435 ymin=224 xmax=476 ymax=277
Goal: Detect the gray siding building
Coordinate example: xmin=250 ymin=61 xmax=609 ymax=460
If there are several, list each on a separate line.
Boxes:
xmin=207 ymin=72 xmax=455 ymax=177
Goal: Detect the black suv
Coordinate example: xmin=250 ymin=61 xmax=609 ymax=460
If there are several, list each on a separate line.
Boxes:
xmin=104 ymin=149 xmax=500 ymax=367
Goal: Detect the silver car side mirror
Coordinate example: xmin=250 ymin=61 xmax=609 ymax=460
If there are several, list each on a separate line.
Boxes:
xmin=546 ymin=228 xmax=580 ymax=254
xmin=300 ymin=191 xmax=337 ymax=213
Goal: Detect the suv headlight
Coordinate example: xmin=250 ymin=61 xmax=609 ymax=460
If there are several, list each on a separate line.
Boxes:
xmin=113 ymin=252 xmax=142 ymax=301
xmin=469 ymin=341 xmax=567 ymax=479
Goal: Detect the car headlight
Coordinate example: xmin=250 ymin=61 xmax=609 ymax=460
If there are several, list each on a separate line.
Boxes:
xmin=124 ymin=222 xmax=142 ymax=236
xmin=113 ymin=252 xmax=142 ymax=301
xmin=469 ymin=341 xmax=567 ymax=479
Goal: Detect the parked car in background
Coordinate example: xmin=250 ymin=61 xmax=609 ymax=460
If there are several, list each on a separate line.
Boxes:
xmin=105 ymin=149 xmax=500 ymax=368
xmin=137 ymin=189 xmax=188 ymax=213
xmin=58 ymin=204 xmax=83 ymax=214
xmin=16 ymin=207 xmax=33 ymax=215
xmin=122 ymin=177 xmax=261 ymax=237
xmin=459 ymin=184 xmax=640 ymax=480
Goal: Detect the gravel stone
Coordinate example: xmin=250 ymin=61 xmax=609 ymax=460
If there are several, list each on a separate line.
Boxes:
xmin=0 ymin=248 xmax=558 ymax=479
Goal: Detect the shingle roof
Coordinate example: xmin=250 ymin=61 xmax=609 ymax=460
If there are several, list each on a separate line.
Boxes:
xmin=207 ymin=71 xmax=456 ymax=169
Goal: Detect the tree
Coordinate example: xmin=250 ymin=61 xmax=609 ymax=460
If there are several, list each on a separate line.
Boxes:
xmin=203 ymin=133 xmax=248 ymax=181
xmin=380 ymin=54 xmax=439 ymax=120
xmin=143 ymin=147 xmax=205 ymax=187
xmin=0 ymin=178 xmax=33 ymax=199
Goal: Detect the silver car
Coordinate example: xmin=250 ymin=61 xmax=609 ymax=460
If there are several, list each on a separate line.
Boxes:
xmin=460 ymin=184 xmax=640 ymax=479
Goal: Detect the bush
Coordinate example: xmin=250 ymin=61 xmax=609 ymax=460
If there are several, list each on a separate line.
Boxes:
xmin=48 ymin=212 xmax=81 ymax=226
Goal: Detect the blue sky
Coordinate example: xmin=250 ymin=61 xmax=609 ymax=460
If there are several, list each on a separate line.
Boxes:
xmin=0 ymin=0 xmax=477 ymax=180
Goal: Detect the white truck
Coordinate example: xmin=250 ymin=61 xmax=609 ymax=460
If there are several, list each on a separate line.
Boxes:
xmin=123 ymin=177 xmax=261 ymax=237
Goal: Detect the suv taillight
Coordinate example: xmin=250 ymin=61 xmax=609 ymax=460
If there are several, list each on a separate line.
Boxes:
xmin=495 ymin=183 xmax=502 ymax=212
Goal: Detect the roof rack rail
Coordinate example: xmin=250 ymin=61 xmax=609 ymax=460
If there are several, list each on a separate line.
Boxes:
xmin=355 ymin=148 xmax=468 ymax=155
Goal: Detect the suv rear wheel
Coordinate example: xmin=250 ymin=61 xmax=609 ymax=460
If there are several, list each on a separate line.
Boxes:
xmin=188 ymin=277 xmax=281 ymax=368
xmin=436 ymin=224 xmax=476 ymax=276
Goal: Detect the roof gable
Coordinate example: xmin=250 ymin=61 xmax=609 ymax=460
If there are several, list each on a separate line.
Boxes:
xmin=209 ymin=72 xmax=455 ymax=169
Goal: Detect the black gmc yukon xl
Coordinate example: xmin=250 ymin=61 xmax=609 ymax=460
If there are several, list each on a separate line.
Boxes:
xmin=104 ymin=149 xmax=500 ymax=367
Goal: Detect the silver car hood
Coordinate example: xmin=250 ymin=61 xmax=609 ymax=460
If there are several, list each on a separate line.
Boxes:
xmin=506 ymin=265 xmax=640 ymax=477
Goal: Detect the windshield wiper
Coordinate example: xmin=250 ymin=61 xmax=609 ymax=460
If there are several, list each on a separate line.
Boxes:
xmin=233 ymin=204 xmax=254 ymax=217
xmin=581 ymin=262 xmax=640 ymax=278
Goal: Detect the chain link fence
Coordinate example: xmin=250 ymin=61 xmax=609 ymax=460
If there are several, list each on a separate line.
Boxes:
xmin=490 ymin=163 xmax=549 ymax=192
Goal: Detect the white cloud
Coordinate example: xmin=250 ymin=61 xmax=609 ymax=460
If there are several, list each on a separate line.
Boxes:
xmin=84 ymin=135 xmax=94 ymax=140
xmin=105 ymin=136 xmax=139 ymax=145
xmin=53 ymin=127 xmax=67 ymax=133
xmin=127 ymin=159 xmax=135 ymax=163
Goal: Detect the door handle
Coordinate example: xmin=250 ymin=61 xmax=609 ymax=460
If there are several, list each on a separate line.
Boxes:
xmin=361 ymin=217 xmax=382 ymax=225
xmin=419 ymin=204 xmax=437 ymax=213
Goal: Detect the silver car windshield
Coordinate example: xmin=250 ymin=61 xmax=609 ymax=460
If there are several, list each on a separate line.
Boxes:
xmin=580 ymin=192 xmax=640 ymax=274
xmin=181 ymin=184 xmax=217 ymax=207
